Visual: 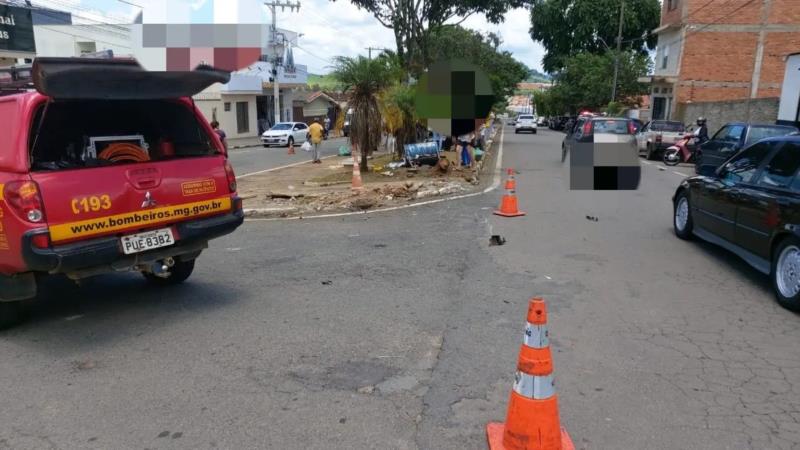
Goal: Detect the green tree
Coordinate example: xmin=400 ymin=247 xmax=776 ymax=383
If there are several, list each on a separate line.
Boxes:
xmin=427 ymin=26 xmax=529 ymax=110
xmin=546 ymin=50 xmax=650 ymax=113
xmin=338 ymin=0 xmax=526 ymax=73
xmin=331 ymin=55 xmax=396 ymax=171
xmin=530 ymin=0 xmax=660 ymax=73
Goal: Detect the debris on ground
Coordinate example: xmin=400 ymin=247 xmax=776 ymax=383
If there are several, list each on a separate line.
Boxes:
xmin=435 ymin=157 xmax=451 ymax=174
xmin=321 ymin=280 xmax=333 ymax=286
xmin=490 ymin=235 xmax=507 ymax=246
xmin=586 ymin=215 xmax=599 ymax=222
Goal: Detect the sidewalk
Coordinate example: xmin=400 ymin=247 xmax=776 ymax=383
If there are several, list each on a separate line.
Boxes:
xmin=227 ymin=136 xmax=263 ymax=150
xmin=238 ymin=126 xmax=500 ymax=218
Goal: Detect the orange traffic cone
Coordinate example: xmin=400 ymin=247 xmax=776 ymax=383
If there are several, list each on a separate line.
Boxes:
xmin=495 ymin=169 xmax=525 ymax=217
xmin=487 ymin=298 xmax=575 ymax=450
xmin=352 ymin=145 xmax=364 ymax=193
xmin=504 ymin=169 xmax=517 ymax=190
xmin=288 ymin=141 xmax=295 ymax=155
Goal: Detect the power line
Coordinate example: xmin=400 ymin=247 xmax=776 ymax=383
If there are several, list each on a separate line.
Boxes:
xmin=294 ymin=45 xmax=332 ymax=64
xmin=622 ymin=0 xmax=720 ymax=44
xmin=658 ymin=0 xmax=759 ymax=52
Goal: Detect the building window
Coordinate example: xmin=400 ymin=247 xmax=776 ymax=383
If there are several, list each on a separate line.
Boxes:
xmin=236 ymin=102 xmax=250 ymax=134
xmin=661 ymin=45 xmax=670 ymax=70
xmin=667 ymin=0 xmax=678 ymax=11
xmin=224 ymin=102 xmax=231 ymax=112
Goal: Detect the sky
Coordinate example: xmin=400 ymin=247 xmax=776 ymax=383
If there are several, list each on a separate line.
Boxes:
xmin=28 ymin=0 xmax=547 ymax=75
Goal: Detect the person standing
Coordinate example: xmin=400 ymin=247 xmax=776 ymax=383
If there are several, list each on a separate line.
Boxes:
xmin=457 ymin=130 xmax=474 ymax=168
xmin=211 ymin=121 xmax=227 ymax=151
xmin=308 ymin=118 xmax=325 ymax=164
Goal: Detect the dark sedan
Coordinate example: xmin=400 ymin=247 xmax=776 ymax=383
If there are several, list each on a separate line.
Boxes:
xmin=696 ymin=122 xmax=798 ymax=170
xmin=673 ymin=135 xmax=800 ymax=311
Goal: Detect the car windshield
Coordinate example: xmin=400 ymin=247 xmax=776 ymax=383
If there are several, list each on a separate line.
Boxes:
xmin=650 ymin=121 xmax=684 ymax=132
xmin=271 ymin=123 xmax=293 ymax=131
xmin=519 ymin=115 xmax=533 ymax=120
xmin=745 ymin=126 xmax=798 ymax=146
xmin=592 ymin=119 xmax=631 ymax=135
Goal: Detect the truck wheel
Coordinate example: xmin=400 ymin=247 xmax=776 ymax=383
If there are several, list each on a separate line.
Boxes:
xmin=646 ymin=144 xmax=656 ymax=160
xmin=532 ymin=129 xmax=538 ymax=134
xmin=0 ymin=301 xmax=26 ymax=330
xmin=144 ymin=259 xmax=195 ymax=286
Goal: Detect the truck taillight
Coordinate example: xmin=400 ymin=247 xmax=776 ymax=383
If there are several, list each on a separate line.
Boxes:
xmin=628 ymin=121 xmax=637 ymax=135
xmin=224 ymin=161 xmax=237 ymax=193
xmin=4 ymin=180 xmax=45 ymax=223
xmin=582 ymin=121 xmax=592 ymax=136
xmin=655 ymin=134 xmax=662 ymax=142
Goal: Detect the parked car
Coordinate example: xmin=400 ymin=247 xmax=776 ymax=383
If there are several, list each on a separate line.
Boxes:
xmin=507 ymin=117 xmax=517 ymax=126
xmin=515 ymin=114 xmax=538 ymax=134
xmin=696 ymin=122 xmax=798 ymax=170
xmin=673 ymin=135 xmax=800 ymax=311
xmin=261 ymin=122 xmax=310 ymax=147
xmin=537 ymin=116 xmax=548 ymax=126
xmin=636 ymin=120 xmax=687 ymax=160
xmin=0 ymin=57 xmax=244 ymax=328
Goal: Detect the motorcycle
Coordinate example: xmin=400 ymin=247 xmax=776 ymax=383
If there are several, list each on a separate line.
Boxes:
xmin=663 ymin=133 xmax=698 ymax=166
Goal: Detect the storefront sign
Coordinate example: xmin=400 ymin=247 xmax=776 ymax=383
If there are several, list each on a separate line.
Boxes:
xmin=0 ymin=5 xmax=35 ymax=54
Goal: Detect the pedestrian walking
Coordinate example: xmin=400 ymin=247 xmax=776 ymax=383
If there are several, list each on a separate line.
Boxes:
xmin=211 ymin=120 xmax=227 ymax=151
xmin=308 ymin=118 xmax=325 ymax=164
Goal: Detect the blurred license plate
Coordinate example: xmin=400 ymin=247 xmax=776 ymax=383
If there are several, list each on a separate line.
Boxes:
xmin=121 ymin=228 xmax=174 ymax=255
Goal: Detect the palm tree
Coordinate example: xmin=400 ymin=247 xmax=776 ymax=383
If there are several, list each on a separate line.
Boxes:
xmin=331 ymin=55 xmax=396 ymax=171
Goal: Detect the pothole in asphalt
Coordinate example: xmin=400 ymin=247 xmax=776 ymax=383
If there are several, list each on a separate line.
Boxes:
xmin=289 ymin=360 xmax=398 ymax=392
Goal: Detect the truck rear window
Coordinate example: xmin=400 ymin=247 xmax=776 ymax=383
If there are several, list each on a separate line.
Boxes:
xmin=650 ymin=121 xmax=684 ymax=132
xmin=29 ymin=99 xmax=218 ymax=171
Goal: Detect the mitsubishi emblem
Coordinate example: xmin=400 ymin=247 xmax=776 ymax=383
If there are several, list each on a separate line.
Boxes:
xmin=141 ymin=192 xmax=157 ymax=208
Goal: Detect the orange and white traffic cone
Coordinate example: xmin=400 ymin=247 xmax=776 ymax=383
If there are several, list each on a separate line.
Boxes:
xmin=487 ymin=297 xmax=575 ymax=450
xmin=504 ymin=169 xmax=516 ymax=191
xmin=288 ymin=140 xmax=295 ymax=155
xmin=352 ymin=144 xmax=364 ymax=193
xmin=494 ymin=169 xmax=525 ymax=217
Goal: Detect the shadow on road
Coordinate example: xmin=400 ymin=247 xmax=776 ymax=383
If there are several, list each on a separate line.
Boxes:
xmin=2 ymin=272 xmax=244 ymax=349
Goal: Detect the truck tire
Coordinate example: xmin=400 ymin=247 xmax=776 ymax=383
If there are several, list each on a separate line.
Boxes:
xmin=144 ymin=259 xmax=195 ymax=286
xmin=646 ymin=143 xmax=656 ymax=160
xmin=0 ymin=301 xmax=26 ymax=330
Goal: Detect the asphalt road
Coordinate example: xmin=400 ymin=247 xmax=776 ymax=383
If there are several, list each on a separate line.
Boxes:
xmin=228 ymin=137 xmax=349 ymax=177
xmin=1 ymin=126 xmax=799 ymax=449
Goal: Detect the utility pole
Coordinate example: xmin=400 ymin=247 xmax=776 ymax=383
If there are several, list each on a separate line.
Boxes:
xmin=611 ymin=0 xmax=625 ymax=102
xmin=365 ymin=47 xmax=388 ymax=59
xmin=265 ymin=1 xmax=300 ymax=125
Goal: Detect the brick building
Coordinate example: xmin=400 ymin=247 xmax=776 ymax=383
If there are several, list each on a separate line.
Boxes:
xmin=644 ymin=0 xmax=800 ymax=123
